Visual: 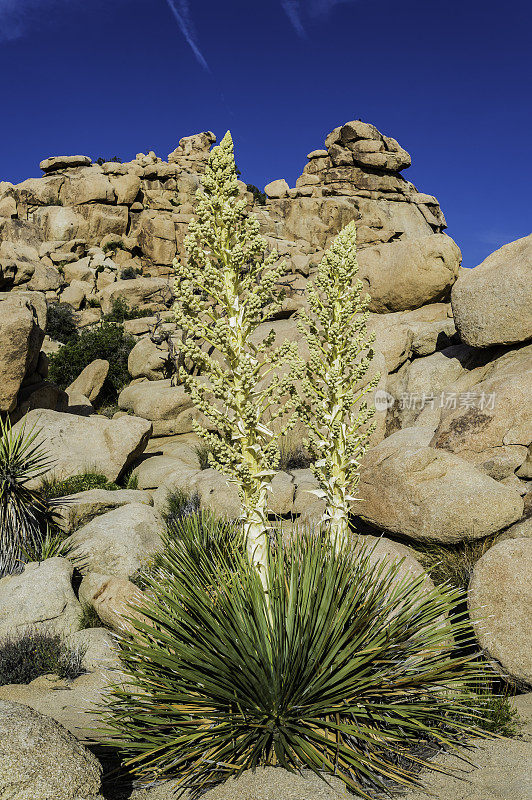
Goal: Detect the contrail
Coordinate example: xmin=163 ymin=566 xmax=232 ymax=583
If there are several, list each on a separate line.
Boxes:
xmin=281 ymin=1 xmax=306 ymax=37
xmin=282 ymin=0 xmax=360 ymax=36
xmin=164 ymin=0 xmax=210 ymax=71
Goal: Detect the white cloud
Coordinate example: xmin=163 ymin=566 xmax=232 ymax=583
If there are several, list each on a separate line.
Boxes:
xmin=0 ymin=0 xmax=56 ymax=40
xmin=0 ymin=0 xmax=210 ymax=71
xmin=280 ymin=1 xmax=306 ymax=37
xmin=164 ymin=0 xmax=210 ymax=71
xmin=281 ymin=0 xmax=360 ymax=36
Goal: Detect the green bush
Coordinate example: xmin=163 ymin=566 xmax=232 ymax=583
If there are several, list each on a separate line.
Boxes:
xmin=105 ymin=523 xmax=489 ymax=797
xmin=0 ymin=629 xmax=85 ymax=685
xmin=194 ymin=443 xmax=212 ymax=470
xmin=468 ymin=682 xmax=522 ymax=737
xmin=45 ymin=303 xmax=79 ymax=344
xmin=0 ymin=417 xmax=56 ymax=577
xmin=103 ymin=298 xmax=153 ymax=323
xmin=20 ymin=526 xmax=68 ymax=563
xmin=48 ymin=322 xmax=135 ymax=403
xmin=41 ymin=472 xmax=119 ymax=500
xmin=246 ymin=183 xmax=267 ymax=205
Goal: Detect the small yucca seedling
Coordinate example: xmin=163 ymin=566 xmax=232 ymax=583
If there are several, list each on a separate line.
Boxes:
xmin=104 ymin=519 xmax=490 ymax=798
xmin=0 ymin=416 xmax=55 ymax=577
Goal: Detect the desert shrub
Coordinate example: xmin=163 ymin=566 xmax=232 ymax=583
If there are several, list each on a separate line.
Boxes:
xmin=119 ymin=266 xmax=138 ymax=280
xmin=48 ymin=322 xmax=135 ymax=403
xmin=105 ymin=525 xmax=490 ymax=797
xmin=86 ymin=297 xmax=101 ymax=309
xmin=162 ymin=488 xmax=200 ymax=526
xmin=277 ymin=433 xmax=313 ymax=471
xmin=0 ymin=629 xmax=85 ymax=685
xmin=103 ymin=298 xmax=153 ymax=323
xmin=246 ymin=183 xmax=267 ymax=205
xmin=194 ymin=443 xmax=213 ymax=470
xmin=79 ymin=603 xmax=104 ymax=630
xmin=467 ymin=681 xmax=522 ymax=737
xmin=96 ymin=156 xmax=123 ymax=166
xmin=123 ymin=471 xmax=139 ymax=490
xmin=412 ymin=534 xmax=503 ymax=592
xmin=0 ymin=417 xmax=56 ymax=577
xmin=45 ymin=302 xmax=79 ymax=343
xmin=102 ymin=241 xmax=126 ymax=254
xmin=41 ymin=472 xmax=119 ymax=500
xmin=21 ymin=526 xmax=68 ymax=563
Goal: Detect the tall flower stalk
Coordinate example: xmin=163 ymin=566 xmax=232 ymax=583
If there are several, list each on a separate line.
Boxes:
xmin=295 ymin=221 xmax=379 ymax=544
xmin=173 ymin=132 xmax=296 ymax=579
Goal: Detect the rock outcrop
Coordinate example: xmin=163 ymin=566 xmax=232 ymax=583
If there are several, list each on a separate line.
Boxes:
xmin=12 ymin=409 xmax=152 ymax=484
xmin=452 ymin=233 xmax=532 ymax=347
xmin=468 ymin=538 xmax=532 ymax=685
xmin=0 ymin=699 xmax=104 ymax=799
xmin=0 ymin=558 xmax=81 ymax=638
xmin=354 ymin=428 xmax=524 ymax=543
xmin=1 ymin=120 xmax=532 ymax=797
xmin=65 ymin=502 xmax=165 ymax=578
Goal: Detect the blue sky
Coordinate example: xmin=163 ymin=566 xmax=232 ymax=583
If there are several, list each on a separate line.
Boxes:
xmin=0 ymin=0 xmax=530 ymax=267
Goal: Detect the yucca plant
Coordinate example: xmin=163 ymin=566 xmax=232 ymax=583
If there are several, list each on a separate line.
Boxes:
xmin=0 ymin=416 xmax=55 ymax=577
xmin=294 ymin=221 xmax=379 ymax=544
xmin=104 ymin=521 xmax=490 ymax=798
xmin=172 ymin=131 xmax=297 ymax=578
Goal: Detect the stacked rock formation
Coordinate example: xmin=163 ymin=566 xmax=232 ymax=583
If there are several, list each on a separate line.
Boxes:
xmin=0 ymin=119 xmax=530 ymax=719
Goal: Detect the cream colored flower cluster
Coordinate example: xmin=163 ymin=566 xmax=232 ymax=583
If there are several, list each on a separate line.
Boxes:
xmin=295 ymin=221 xmax=379 ymax=544
xmin=173 ymin=132 xmax=376 ymax=573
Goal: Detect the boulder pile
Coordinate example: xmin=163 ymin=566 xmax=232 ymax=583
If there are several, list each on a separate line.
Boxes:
xmin=0 ymin=119 xmax=531 ymax=799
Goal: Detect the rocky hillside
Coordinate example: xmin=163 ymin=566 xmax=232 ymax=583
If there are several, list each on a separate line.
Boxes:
xmin=0 ymin=120 xmax=531 ymax=800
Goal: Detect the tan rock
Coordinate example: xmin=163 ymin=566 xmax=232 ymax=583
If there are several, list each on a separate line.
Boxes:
xmin=26 ymin=262 xmax=62 ymax=292
xmin=264 ymin=179 xmax=289 ymax=198
xmin=133 ymin=455 xmax=197 ymax=490
xmin=62 ymin=258 xmax=94 ymax=284
xmin=66 ymin=359 xmax=109 ymax=402
xmin=402 ymin=737 xmax=532 ymax=800
xmin=499 ymin=516 xmax=532 ymax=540
xmin=0 ymin=558 xmax=81 ymax=638
xmin=54 ymin=488 xmax=153 ymax=532
xmin=357 ymin=234 xmax=461 ymax=312
xmin=198 ymin=767 xmax=348 ymax=800
xmin=59 ymin=167 xmax=115 ymax=206
xmin=367 ymin=312 xmax=413 ymax=372
xmin=451 ymin=234 xmax=532 ymax=347
xmin=0 ymin=296 xmax=44 ymax=412
xmin=118 ymin=378 xmax=203 ymax=436
xmin=355 ymin=427 xmax=524 ymax=543
xmin=78 ymin=572 xmax=148 ymax=634
xmin=190 ymin=469 xmax=241 ymax=519
xmin=0 ymin=699 xmax=104 ymax=800
xmin=60 ymin=279 xmax=89 ymax=309
xmin=98 ymin=276 xmax=173 ymax=315
xmin=40 ymin=154 xmax=92 ymax=172
xmin=468 ymin=538 xmax=532 ymax=685
xmin=109 ymin=172 xmax=141 ymax=205
xmin=128 ymin=336 xmax=169 ymax=380
xmin=64 ymin=503 xmax=165 ymax=578
xmin=431 ymin=343 xmax=532 ymax=479
xmin=0 ymin=239 xmax=40 ymax=287
xmin=12 ymin=409 xmax=152 ymax=484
